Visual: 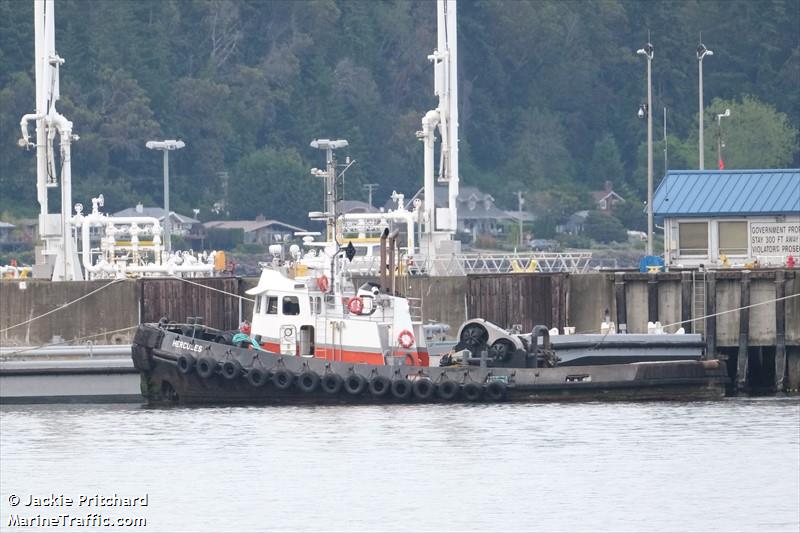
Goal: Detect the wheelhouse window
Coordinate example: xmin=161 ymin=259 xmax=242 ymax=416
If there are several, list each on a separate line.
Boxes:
xmin=678 ymin=222 xmax=708 ymax=256
xmin=266 ymin=296 xmax=278 ymax=315
xmin=282 ymin=296 xmax=300 ymax=315
xmin=718 ymin=221 xmax=748 ymax=255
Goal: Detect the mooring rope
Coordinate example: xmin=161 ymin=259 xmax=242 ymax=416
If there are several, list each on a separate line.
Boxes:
xmin=0 ymin=278 xmax=125 ymax=334
xmin=573 ymin=292 xmax=799 ymax=335
xmin=168 ymin=275 xmax=255 ymax=303
xmin=660 ymin=292 xmax=799 ymax=330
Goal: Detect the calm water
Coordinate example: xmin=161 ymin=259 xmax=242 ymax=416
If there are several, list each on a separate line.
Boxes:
xmin=1 ymin=399 xmax=798 ymax=533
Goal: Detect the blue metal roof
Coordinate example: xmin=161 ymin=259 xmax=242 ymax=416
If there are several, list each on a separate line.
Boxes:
xmin=652 ymin=169 xmax=800 ymax=217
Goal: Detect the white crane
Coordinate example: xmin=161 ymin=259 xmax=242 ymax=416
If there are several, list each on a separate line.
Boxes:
xmin=417 ymin=0 xmax=460 ymax=258
xmin=18 ymin=0 xmax=81 ymax=281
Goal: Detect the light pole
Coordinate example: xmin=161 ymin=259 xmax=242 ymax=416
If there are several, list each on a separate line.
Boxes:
xmin=697 ymin=42 xmax=713 ymax=169
xmin=637 ymin=41 xmax=654 ymax=256
xmin=310 ymin=139 xmax=348 ymax=242
xmin=146 ymin=139 xmax=185 ymax=252
xmin=716 ymin=109 xmax=730 ymax=169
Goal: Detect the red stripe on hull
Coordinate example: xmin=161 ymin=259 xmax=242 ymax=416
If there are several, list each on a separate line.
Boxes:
xmin=258 ymin=341 xmax=428 ymax=366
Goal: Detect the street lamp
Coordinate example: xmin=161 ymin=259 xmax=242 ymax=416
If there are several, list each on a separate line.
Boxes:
xmin=146 ymin=139 xmax=185 ymax=252
xmin=637 ymin=41 xmax=654 ymax=256
xmin=716 ymin=108 xmax=730 ymax=170
xmin=697 ymin=42 xmax=714 ymax=169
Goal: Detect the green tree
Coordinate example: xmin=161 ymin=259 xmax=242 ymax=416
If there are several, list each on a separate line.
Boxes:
xmin=694 ymin=96 xmax=798 ymax=169
xmin=229 ymin=147 xmax=319 ymax=228
xmin=589 ymin=133 xmax=624 ymax=188
xmin=584 ymin=211 xmax=627 ymax=243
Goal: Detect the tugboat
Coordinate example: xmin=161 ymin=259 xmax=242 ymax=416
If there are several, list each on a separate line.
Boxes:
xmin=131 ymin=140 xmax=728 ymax=405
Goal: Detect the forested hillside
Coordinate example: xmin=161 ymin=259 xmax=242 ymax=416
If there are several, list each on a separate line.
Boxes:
xmin=1 ymin=0 xmax=797 ymax=230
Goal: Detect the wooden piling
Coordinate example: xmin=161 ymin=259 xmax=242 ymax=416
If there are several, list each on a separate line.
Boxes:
xmin=615 ymin=273 xmax=627 ymax=331
xmin=736 ymin=271 xmax=751 ymax=392
xmin=647 ymin=276 xmax=659 ymax=324
xmin=775 ymin=270 xmax=786 ymax=392
xmin=705 ymin=272 xmax=717 ymax=360
xmin=681 ymin=271 xmax=692 ymax=333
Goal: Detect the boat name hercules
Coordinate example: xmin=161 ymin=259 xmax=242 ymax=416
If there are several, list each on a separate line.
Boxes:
xmin=171 ymin=339 xmax=203 ymax=353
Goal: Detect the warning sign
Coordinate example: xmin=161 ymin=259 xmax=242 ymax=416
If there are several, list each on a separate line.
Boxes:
xmin=750 ymin=222 xmax=800 ymax=256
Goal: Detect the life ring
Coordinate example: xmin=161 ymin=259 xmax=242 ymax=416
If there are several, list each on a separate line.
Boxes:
xmin=347 ymin=296 xmax=364 ymax=315
xmin=397 ymin=329 xmax=415 ymax=349
xmin=316 ymin=274 xmax=329 ymax=292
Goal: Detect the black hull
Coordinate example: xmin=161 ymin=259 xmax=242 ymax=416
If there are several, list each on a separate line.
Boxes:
xmin=132 ymin=324 xmax=728 ymax=405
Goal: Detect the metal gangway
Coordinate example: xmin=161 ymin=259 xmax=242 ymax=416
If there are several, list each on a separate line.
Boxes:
xmin=342 ymin=251 xmax=593 ymax=277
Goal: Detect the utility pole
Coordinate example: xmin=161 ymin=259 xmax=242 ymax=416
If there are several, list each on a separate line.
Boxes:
xmin=637 ymin=39 xmax=655 ymax=256
xmin=363 ymin=183 xmax=379 ymax=208
xmin=516 ymin=191 xmax=525 ymax=247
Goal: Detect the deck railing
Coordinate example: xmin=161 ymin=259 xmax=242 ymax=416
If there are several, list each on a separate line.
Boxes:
xmin=343 ymin=251 xmax=593 ymax=277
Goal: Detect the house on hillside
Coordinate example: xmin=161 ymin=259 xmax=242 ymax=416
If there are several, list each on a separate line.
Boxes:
xmin=557 ymin=210 xmax=590 ymax=235
xmin=114 ymin=204 xmax=201 ymax=236
xmin=592 ymin=181 xmax=625 ymax=211
xmin=387 ymin=185 xmax=513 ymax=237
xmin=204 ymin=216 xmax=307 ymax=246
xmin=653 ymin=169 xmax=799 ymax=267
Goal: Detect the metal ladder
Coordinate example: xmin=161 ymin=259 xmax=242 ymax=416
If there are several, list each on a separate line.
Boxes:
xmin=692 ymin=270 xmax=706 ymax=335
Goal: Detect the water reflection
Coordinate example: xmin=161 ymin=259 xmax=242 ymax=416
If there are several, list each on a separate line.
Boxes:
xmin=1 ymin=399 xmax=798 ymax=532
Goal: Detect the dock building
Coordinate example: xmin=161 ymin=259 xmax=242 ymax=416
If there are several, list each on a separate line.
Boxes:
xmin=653 ymin=169 xmax=800 ymax=268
